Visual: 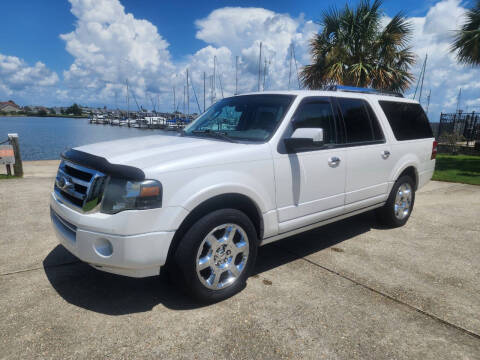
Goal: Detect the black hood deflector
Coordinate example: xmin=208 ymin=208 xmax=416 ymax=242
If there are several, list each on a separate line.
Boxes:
xmin=62 ymin=149 xmax=145 ymax=181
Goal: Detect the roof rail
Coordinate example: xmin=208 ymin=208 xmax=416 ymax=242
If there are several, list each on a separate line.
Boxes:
xmin=324 ymin=85 xmax=404 ymax=98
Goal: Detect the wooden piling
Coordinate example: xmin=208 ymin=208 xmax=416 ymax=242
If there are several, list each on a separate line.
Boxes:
xmin=8 ymin=133 xmax=23 ymax=177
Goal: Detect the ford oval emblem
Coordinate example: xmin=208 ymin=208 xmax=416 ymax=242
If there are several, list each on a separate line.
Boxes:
xmin=56 ymin=175 xmax=73 ymax=191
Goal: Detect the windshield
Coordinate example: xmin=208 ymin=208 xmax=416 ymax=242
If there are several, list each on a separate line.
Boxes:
xmin=183 ymin=94 xmax=295 ymax=142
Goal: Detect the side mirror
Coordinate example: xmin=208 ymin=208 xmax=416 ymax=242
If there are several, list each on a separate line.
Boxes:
xmin=284 ymin=128 xmax=324 ymax=153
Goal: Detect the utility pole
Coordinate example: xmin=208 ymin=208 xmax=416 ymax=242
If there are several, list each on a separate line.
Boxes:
xmin=235 ymin=56 xmax=239 ymax=95
xmin=258 ymin=42 xmax=262 ymax=92
xmin=203 ymin=72 xmax=206 ymax=112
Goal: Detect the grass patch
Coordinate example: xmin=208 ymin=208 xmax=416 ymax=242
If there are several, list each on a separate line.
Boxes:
xmin=432 ymin=154 xmax=480 ymax=185
xmin=0 ymin=174 xmax=19 ymax=180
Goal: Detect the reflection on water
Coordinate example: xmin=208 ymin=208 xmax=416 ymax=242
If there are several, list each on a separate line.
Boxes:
xmin=0 ymin=117 xmax=176 ymax=160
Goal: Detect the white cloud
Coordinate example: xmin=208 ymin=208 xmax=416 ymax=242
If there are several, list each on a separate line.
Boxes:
xmin=405 ymin=0 xmax=480 ymax=119
xmin=0 ymin=53 xmax=58 ymax=103
xmin=3 ymin=0 xmax=479 ymax=118
xmin=58 ymin=1 xmax=320 ymax=111
xmin=186 ymin=7 xmax=319 ymax=105
xmin=60 ymin=0 xmax=175 ymax=106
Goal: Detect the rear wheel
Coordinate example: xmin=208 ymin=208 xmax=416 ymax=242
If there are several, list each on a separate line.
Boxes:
xmin=171 ymin=209 xmax=258 ymax=303
xmin=376 ymin=175 xmax=415 ymax=227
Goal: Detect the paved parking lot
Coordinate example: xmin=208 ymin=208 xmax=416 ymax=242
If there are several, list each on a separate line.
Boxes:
xmin=1 ymin=161 xmax=479 ymax=359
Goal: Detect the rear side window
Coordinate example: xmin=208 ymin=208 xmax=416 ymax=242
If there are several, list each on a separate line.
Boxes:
xmin=379 ymin=101 xmax=433 ymax=140
xmin=337 ymin=98 xmax=384 ymax=143
xmin=293 ymin=99 xmax=336 ymax=144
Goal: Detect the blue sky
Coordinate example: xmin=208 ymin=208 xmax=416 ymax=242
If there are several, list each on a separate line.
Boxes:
xmin=0 ymin=0 xmax=479 ymax=121
xmin=0 ymin=0 xmax=438 ymax=72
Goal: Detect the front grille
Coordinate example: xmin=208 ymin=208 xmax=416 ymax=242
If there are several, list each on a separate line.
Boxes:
xmin=54 ymin=160 xmax=106 ymax=212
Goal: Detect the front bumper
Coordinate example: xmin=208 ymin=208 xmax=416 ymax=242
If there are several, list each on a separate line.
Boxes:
xmin=50 ymin=193 xmax=177 ymax=278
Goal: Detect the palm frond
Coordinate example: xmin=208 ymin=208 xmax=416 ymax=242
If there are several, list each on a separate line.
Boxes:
xmin=301 ymin=0 xmax=414 ymax=92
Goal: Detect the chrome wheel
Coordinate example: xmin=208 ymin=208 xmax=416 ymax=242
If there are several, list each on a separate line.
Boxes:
xmin=195 ymin=223 xmax=249 ymax=290
xmin=394 ymin=183 xmax=412 ymax=220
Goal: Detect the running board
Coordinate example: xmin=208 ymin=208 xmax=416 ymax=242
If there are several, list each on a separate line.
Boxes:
xmin=260 ymin=202 xmax=385 ymax=246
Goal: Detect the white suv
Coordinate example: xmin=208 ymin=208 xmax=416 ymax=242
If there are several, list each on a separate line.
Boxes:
xmin=50 ymin=88 xmax=437 ymax=302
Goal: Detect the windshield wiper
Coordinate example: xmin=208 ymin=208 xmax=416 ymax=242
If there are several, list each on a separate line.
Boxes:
xmin=191 ymin=130 xmax=237 ymax=143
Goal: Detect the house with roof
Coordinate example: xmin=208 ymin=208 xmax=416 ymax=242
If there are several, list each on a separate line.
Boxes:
xmin=0 ymin=100 xmax=21 ymax=113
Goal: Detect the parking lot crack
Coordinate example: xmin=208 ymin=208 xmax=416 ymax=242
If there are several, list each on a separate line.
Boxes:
xmin=0 ymin=260 xmax=80 ymax=277
xmin=274 ymin=243 xmax=480 ymax=341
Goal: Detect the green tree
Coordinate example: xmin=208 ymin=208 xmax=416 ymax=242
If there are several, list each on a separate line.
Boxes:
xmin=66 ymin=103 xmax=82 ymax=116
xmin=37 ymin=109 xmax=48 ymax=117
xmin=451 ymin=0 xmax=480 ymax=65
xmin=301 ymin=0 xmax=415 ymax=93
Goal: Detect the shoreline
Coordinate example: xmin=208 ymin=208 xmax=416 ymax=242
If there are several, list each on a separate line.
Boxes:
xmin=0 ymin=115 xmax=88 ymax=119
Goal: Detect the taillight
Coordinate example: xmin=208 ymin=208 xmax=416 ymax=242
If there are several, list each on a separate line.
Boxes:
xmin=431 ymin=140 xmax=438 ymax=160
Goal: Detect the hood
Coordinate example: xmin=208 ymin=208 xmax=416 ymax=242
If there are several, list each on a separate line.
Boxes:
xmin=74 ymin=134 xmax=271 ymax=175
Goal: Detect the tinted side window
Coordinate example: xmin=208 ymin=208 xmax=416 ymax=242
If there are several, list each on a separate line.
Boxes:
xmin=338 ymin=98 xmax=375 ymax=143
xmin=293 ymin=100 xmax=336 ymax=144
xmin=379 ymin=101 xmax=433 ymax=140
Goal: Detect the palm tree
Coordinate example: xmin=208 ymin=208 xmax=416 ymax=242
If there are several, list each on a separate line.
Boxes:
xmin=301 ymin=0 xmax=415 ymax=93
xmin=451 ymin=0 xmax=480 ymax=66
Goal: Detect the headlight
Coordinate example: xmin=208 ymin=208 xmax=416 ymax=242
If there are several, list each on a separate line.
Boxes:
xmin=101 ymin=178 xmax=162 ymax=214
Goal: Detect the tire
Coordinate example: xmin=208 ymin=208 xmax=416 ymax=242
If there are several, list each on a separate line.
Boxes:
xmin=376 ymin=175 xmax=415 ymax=228
xmin=170 ymin=209 xmax=258 ymax=303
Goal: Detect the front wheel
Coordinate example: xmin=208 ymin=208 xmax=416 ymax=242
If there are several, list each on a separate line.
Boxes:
xmin=376 ymin=175 xmax=415 ymax=227
xmin=171 ymin=209 xmax=258 ymax=303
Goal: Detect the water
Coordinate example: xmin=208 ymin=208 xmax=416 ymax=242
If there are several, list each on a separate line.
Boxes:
xmin=0 ymin=117 xmax=176 ymax=160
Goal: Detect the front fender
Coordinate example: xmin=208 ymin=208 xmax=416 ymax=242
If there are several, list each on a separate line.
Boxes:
xmin=160 ymin=160 xmax=277 ymax=214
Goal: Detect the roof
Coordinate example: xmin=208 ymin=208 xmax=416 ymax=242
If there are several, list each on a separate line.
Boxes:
xmin=0 ymin=101 xmax=20 ymax=109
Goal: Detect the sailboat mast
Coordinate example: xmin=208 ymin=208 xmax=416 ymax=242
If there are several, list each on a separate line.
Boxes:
xmin=203 ymin=72 xmax=206 ymax=112
xmin=292 ymin=44 xmax=301 ymax=89
xmin=288 ymin=44 xmax=292 ymax=90
xmin=456 ymin=88 xmax=462 ymax=113
xmin=213 ymin=56 xmax=216 ymax=103
xmin=126 ymin=79 xmax=129 ymax=119
xmin=263 ymin=58 xmax=267 ymax=91
xmin=418 ymin=54 xmax=428 ymax=104
xmin=173 ymin=86 xmax=176 ymax=114
xmin=186 ymin=68 xmax=189 ymax=116
xmin=426 ymin=89 xmax=431 ymax=116
xmin=258 ymin=42 xmax=262 ymax=92
xmin=413 ymin=54 xmax=427 ymax=100
xmin=235 ymin=56 xmax=238 ymax=95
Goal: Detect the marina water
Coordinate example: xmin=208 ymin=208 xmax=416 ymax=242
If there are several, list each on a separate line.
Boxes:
xmin=0 ymin=117 xmax=177 ymax=161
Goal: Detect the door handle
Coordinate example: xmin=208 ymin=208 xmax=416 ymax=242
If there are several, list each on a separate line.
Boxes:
xmin=328 ymin=156 xmax=341 ymax=167
xmin=382 ymin=150 xmax=391 ymax=159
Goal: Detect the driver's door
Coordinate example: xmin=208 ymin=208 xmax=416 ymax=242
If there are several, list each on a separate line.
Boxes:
xmin=272 ymin=97 xmax=347 ymax=233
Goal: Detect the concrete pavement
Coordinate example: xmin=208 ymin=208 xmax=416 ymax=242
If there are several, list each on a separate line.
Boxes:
xmin=0 ymin=161 xmax=479 ymax=359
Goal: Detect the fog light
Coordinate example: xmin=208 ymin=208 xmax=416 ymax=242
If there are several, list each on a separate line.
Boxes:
xmin=94 ymin=238 xmax=113 ymax=257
